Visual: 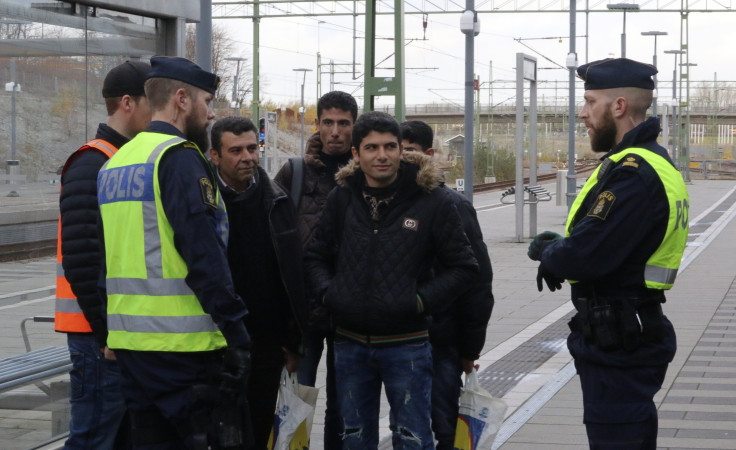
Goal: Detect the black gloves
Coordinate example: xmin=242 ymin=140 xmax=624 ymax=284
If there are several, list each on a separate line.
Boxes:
xmin=527 ymin=231 xmax=562 ymax=261
xmin=219 ymin=347 xmax=251 ymax=396
xmin=536 ymin=264 xmax=564 ymax=292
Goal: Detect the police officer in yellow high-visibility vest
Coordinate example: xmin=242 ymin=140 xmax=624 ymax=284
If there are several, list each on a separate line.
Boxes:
xmin=527 ymin=58 xmax=689 ymax=449
xmin=97 ymin=56 xmax=252 ymax=448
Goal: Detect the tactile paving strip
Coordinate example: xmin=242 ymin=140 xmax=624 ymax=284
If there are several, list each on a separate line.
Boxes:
xmin=478 ymin=310 xmax=575 ymax=398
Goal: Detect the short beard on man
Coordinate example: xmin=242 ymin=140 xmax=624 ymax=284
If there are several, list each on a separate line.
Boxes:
xmin=590 ymin=108 xmax=618 ymax=153
xmin=185 ymin=113 xmax=210 ymax=152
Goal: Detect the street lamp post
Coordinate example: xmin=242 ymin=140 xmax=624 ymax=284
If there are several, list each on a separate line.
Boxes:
xmin=293 ymin=68 xmax=312 ymax=157
xmin=606 ymin=3 xmax=640 ymax=58
xmin=641 ymin=31 xmax=667 ymax=117
xmin=317 ymin=20 xmax=325 ymax=100
xmin=680 ymin=61 xmax=697 ymax=182
xmin=224 ymin=57 xmax=248 ymax=116
xmin=664 ymin=49 xmax=685 ymax=163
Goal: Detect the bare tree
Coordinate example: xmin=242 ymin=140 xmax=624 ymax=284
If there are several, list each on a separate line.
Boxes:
xmin=185 ymin=23 xmax=252 ymax=107
xmin=0 ymin=22 xmax=32 ymax=40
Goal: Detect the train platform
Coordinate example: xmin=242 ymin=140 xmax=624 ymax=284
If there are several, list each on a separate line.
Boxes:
xmin=0 ymin=178 xmax=735 ymax=449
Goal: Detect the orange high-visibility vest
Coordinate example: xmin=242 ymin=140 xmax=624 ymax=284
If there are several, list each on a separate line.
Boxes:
xmin=55 ymin=139 xmax=117 ymax=333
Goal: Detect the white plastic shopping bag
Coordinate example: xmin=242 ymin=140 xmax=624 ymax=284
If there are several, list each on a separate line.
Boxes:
xmin=453 ymin=368 xmax=508 ymax=450
xmin=268 ymin=368 xmax=319 ymax=450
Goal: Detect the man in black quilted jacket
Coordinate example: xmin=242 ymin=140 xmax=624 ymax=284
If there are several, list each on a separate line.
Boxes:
xmin=400 ymin=120 xmax=494 ymax=450
xmin=305 ymin=111 xmax=478 ymax=449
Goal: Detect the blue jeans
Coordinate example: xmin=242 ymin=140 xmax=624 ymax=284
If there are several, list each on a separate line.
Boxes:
xmin=297 ymin=329 xmax=342 ymax=449
xmin=65 ymin=334 xmax=128 ymax=450
xmin=334 ymin=338 xmax=434 ymax=450
xmin=431 ymin=345 xmax=463 ymax=450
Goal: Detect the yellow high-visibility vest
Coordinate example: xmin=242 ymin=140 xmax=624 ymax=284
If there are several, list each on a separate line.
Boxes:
xmin=566 ymin=148 xmax=689 ymax=289
xmin=98 ymin=132 xmax=228 ymax=351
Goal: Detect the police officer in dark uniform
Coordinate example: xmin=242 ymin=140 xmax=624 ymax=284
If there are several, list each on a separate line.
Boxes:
xmin=527 ymin=58 xmax=689 ymax=449
xmin=98 ymin=56 xmax=252 ymax=449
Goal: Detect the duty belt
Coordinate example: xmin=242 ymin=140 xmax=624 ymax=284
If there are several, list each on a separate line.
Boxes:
xmin=569 ymin=296 xmax=664 ymax=351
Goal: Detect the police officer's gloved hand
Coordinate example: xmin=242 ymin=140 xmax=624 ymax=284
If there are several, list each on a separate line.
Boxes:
xmin=220 ymin=347 xmax=251 ymax=397
xmin=527 ymin=231 xmax=562 ymax=261
xmin=536 ymin=264 xmax=564 ymax=292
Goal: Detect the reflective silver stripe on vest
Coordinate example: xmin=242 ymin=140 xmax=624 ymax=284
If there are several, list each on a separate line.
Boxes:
xmin=644 ymin=265 xmax=678 ymax=285
xmin=55 ymin=297 xmax=83 ymax=314
xmin=108 ymin=313 xmax=219 ymax=333
xmin=142 ymin=200 xmax=163 ymax=278
xmin=147 ymin=137 xmax=186 ymax=165
xmin=56 ymin=262 xmax=65 ymax=277
xmin=142 ymin=137 xmax=186 ymax=279
xmin=106 ymin=277 xmax=193 ymax=296
xmin=91 ymin=140 xmax=116 ymax=155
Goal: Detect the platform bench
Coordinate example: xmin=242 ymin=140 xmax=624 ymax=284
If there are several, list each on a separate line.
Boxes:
xmin=0 ymin=316 xmax=71 ymax=395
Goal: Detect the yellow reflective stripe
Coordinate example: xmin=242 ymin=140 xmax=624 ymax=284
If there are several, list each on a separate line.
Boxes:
xmin=55 ymin=297 xmax=83 ymax=314
xmin=106 ymin=278 xmax=193 ymax=296
xmin=108 ymin=314 xmax=219 ymax=334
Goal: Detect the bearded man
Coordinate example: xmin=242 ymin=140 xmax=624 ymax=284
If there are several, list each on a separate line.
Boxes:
xmin=527 ymin=58 xmax=689 ymax=449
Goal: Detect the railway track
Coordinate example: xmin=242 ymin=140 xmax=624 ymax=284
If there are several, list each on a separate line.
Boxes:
xmin=474 ymin=162 xmax=598 ymax=193
xmin=2 ymin=162 xmax=601 ymax=261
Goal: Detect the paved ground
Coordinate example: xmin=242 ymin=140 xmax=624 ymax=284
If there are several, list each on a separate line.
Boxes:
xmin=1 ymin=178 xmax=735 ymax=449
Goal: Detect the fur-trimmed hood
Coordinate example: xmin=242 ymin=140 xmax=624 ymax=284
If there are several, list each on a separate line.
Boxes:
xmin=303 ymin=132 xmax=325 ymax=167
xmin=334 ymin=150 xmax=442 ymax=193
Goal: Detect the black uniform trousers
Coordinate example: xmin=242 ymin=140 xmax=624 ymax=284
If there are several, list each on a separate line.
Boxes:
xmin=115 ymin=349 xmax=222 ymax=450
xmin=574 ymin=355 xmax=667 ymax=450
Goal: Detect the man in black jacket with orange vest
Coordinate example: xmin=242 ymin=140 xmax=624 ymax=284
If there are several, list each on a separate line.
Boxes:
xmin=56 ymin=60 xmax=151 ymax=449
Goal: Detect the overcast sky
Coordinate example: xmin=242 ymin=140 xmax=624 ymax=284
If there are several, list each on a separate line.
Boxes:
xmin=217 ymin=9 xmax=735 ymax=109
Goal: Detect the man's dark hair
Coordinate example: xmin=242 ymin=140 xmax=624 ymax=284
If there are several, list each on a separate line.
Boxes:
xmin=104 ymin=95 xmax=145 ymax=116
xmin=399 ymin=120 xmax=434 ymax=152
xmin=352 ymin=111 xmax=401 ymax=151
xmin=210 ymin=116 xmax=257 ymax=155
xmin=317 ymin=91 xmax=358 ymax=122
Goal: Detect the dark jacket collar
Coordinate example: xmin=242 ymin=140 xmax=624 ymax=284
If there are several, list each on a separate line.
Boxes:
xmin=95 ymin=123 xmax=129 ymax=150
xmin=147 ymin=120 xmax=186 ymax=139
xmin=603 ymin=117 xmax=661 ymax=159
xmin=217 ymin=165 xmax=287 ymax=209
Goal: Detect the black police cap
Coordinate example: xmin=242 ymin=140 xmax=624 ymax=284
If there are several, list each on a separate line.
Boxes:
xmin=147 ymin=56 xmax=221 ymax=95
xmin=576 ymin=58 xmax=657 ymax=90
xmin=102 ymin=61 xmax=151 ymax=98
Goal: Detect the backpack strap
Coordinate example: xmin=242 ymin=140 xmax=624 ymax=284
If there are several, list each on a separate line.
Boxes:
xmin=289 ymin=157 xmax=304 ymax=209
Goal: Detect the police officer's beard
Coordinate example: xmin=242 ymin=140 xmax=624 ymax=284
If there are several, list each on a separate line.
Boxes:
xmin=590 ymin=109 xmax=618 ymax=153
xmin=185 ymin=113 xmax=210 ymax=152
